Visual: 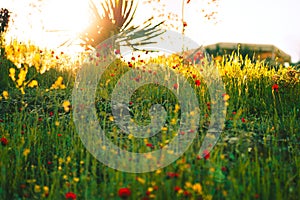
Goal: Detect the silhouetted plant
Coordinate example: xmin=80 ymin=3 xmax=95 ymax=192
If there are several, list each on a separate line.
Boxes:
xmin=0 ymin=8 xmax=10 ymax=33
xmin=63 ymin=0 xmax=165 ymax=51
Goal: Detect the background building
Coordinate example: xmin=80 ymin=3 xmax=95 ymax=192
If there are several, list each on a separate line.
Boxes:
xmin=204 ymin=42 xmax=291 ymax=65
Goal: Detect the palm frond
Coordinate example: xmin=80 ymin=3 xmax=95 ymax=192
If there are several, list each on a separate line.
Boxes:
xmin=61 ymin=0 xmax=165 ymax=51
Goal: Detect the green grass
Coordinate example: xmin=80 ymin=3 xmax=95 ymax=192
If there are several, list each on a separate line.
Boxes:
xmin=0 ymin=52 xmax=299 ymax=200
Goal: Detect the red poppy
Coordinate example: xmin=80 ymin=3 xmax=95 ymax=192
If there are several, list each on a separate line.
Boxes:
xmin=118 ymin=187 xmax=131 ymax=198
xmin=221 ymin=166 xmax=227 ymax=172
xmin=202 ymin=149 xmax=210 ymax=160
xmin=65 ymin=192 xmax=76 ymax=199
xmin=183 ymin=190 xmax=191 ymax=197
xmin=49 ymin=111 xmax=54 ymax=117
xmin=241 ymin=118 xmax=246 ymax=123
xmin=115 ymin=49 xmax=121 ymax=54
xmin=1 ymin=137 xmax=8 ymax=146
xmin=166 ymin=172 xmax=179 ymax=179
xmin=174 ymin=186 xmax=181 ymax=192
xmin=195 ymin=80 xmax=201 ymax=86
xmin=146 ymin=143 xmax=154 ymax=148
xmin=173 ymin=83 xmax=179 ymax=89
xmin=272 ymin=84 xmax=279 ymax=92
xmin=146 ymin=190 xmax=151 ymax=196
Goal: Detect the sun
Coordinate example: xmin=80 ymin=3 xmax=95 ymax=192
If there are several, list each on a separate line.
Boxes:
xmin=3 ymin=0 xmax=105 ymax=51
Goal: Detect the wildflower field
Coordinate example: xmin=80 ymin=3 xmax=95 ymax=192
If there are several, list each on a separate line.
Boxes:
xmin=0 ymin=39 xmax=300 ymax=200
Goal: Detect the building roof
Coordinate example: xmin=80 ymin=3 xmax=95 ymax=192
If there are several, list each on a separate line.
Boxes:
xmin=204 ymin=42 xmax=291 ymax=62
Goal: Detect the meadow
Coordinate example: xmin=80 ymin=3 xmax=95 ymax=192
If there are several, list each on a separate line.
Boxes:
xmin=0 ymin=40 xmax=299 ymax=200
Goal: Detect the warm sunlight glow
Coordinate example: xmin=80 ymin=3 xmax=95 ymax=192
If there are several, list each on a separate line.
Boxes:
xmin=3 ymin=0 xmax=101 ymax=53
xmin=42 ymin=0 xmax=91 ymax=34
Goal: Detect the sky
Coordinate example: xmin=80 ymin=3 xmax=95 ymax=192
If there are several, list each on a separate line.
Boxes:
xmin=1 ymin=0 xmax=300 ymax=62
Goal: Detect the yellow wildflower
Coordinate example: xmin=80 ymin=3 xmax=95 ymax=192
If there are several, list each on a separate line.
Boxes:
xmin=58 ymin=157 xmax=64 ymax=164
xmin=27 ymin=80 xmax=38 ymax=88
xmin=109 ymin=116 xmax=114 ymax=121
xmin=23 ymin=148 xmax=30 ymax=157
xmin=62 ymin=100 xmax=71 ymax=112
xmin=128 ymin=133 xmax=134 ymax=139
xmin=9 ymin=68 xmax=16 ymax=81
xmin=2 ymin=91 xmax=9 ymax=100
xmin=43 ymin=186 xmax=49 ymax=194
xmin=209 ymin=167 xmax=215 ymax=173
xmin=50 ymin=76 xmax=66 ymax=89
xmin=17 ymin=68 xmax=27 ymax=87
xmin=60 ymin=84 xmax=66 ymax=89
xmin=73 ymin=177 xmax=80 ymax=182
xmin=34 ymin=185 xmax=41 ymax=193
xmin=136 ymin=177 xmax=146 ymax=184
xmin=33 ymin=53 xmax=41 ymax=70
xmin=161 ymin=127 xmax=168 ymax=131
xmin=223 ymin=94 xmax=230 ymax=101
xmin=170 ymin=118 xmax=177 ymax=125
xmin=20 ymin=87 xmax=25 ymax=95
xmin=193 ymin=183 xmax=202 ymax=194
xmin=66 ymin=156 xmax=71 ymax=164
xmin=174 ymin=104 xmax=180 ymax=112
xmin=185 ymin=182 xmax=193 ymax=188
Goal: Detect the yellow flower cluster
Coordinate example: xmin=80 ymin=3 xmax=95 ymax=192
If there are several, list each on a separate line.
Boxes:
xmin=277 ymin=66 xmax=299 ymax=85
xmin=4 ymin=39 xmax=68 ymax=74
xmin=27 ymin=80 xmax=38 ymax=88
xmin=8 ymin=67 xmax=38 ymax=94
xmin=50 ymin=76 xmax=66 ymax=89
xmin=1 ymin=91 xmax=9 ymax=100
xmin=23 ymin=148 xmax=30 ymax=157
xmin=9 ymin=68 xmax=15 ymax=81
xmin=62 ymin=100 xmax=71 ymax=112
xmin=16 ymin=67 xmax=28 ymax=87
